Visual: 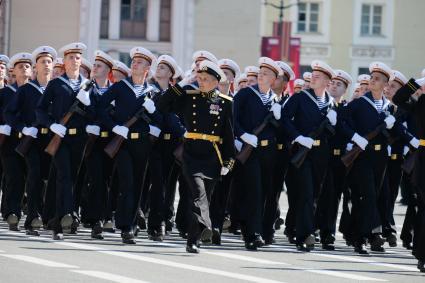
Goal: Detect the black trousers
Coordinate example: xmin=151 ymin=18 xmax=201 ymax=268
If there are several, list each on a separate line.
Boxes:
xmin=292 ymin=143 xmax=329 ymax=244
xmin=210 ymin=172 xmax=232 ymax=232
xmin=184 ymin=174 xmax=216 ymax=245
xmin=114 ymin=137 xmax=151 ymax=232
xmin=263 ymin=145 xmax=289 ymax=239
xmin=80 ymin=137 xmax=113 ymax=224
xmin=23 ymin=136 xmax=51 ymax=229
xmin=284 ymin=165 xmax=297 ymax=237
xmin=0 ymin=135 xmax=25 ymax=220
xmin=318 ymin=153 xmax=347 ymax=239
xmin=163 ymin=160 xmax=180 ymax=222
xmin=348 ymin=147 xmax=387 ymax=244
xmin=51 ymin=134 xmax=85 ymax=232
xmin=400 ymin=173 xmax=417 ymax=244
xmin=236 ymin=145 xmax=276 ymax=240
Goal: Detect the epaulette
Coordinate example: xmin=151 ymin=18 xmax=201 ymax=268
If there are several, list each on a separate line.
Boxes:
xmin=186 ymin=89 xmax=201 ymax=95
xmin=219 ymin=93 xmax=233 ymax=101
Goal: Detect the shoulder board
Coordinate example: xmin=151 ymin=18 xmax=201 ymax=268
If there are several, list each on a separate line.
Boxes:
xmin=219 ymin=93 xmax=233 ymax=101
xmin=186 ymin=90 xmax=201 ymax=95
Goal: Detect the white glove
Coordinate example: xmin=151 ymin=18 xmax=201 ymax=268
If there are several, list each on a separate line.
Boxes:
xmin=346 ymin=143 xmax=353 ymax=151
xmin=351 ymin=133 xmax=368 ymax=150
xmin=143 ymin=98 xmax=156 ymax=114
xmin=326 ymin=109 xmax=337 ymax=126
xmin=387 ymin=145 xmax=392 ymax=157
xmin=76 ymin=88 xmax=91 ymax=106
xmin=415 ymin=77 xmax=425 ymax=87
xmin=384 ymin=115 xmax=395 ymax=129
xmin=50 ymin=123 xmax=66 ymax=138
xmin=295 ymin=135 xmax=315 ymax=149
xmin=86 ymin=125 xmax=100 ymax=136
xmin=0 ymin=125 xmax=11 ymax=136
xmin=149 ymin=125 xmax=161 ymax=137
xmin=22 ymin=126 xmax=38 ymax=138
xmin=403 ymin=146 xmax=410 ymax=156
xmin=234 ymin=139 xmax=243 ymax=152
xmin=270 ymin=103 xmax=281 ymax=120
xmin=220 ymin=167 xmax=230 ymax=176
xmin=112 ymin=125 xmax=129 ymax=139
xmin=240 ymin=133 xmax=258 ymax=148
xmin=410 ymin=137 xmax=420 ymax=149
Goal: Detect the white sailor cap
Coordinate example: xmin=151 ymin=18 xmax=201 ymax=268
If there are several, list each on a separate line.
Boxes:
xmin=332 ymin=69 xmax=353 ymax=87
xmin=59 ymin=42 xmax=87 ymax=56
xmin=294 ymin=79 xmax=305 ymax=88
xmin=130 ymin=46 xmax=157 ymax=65
xmin=9 ymin=52 xmax=33 ymax=67
xmin=175 ymin=65 xmax=184 ymax=79
xmin=235 ymin=73 xmax=248 ymax=86
xmin=303 ymin=72 xmax=312 ymax=82
xmin=392 ymin=70 xmax=408 ymax=85
xmin=54 ymin=58 xmax=63 ymax=68
xmin=157 ymin=55 xmax=180 ymax=79
xmin=244 ymin=66 xmax=259 ymax=77
xmin=112 ymin=60 xmax=131 ymax=76
xmin=369 ymin=61 xmax=394 ymax=81
xmin=258 ymin=57 xmax=283 ymax=77
xmin=192 ymin=50 xmax=218 ymax=64
xmin=311 ymin=60 xmax=335 ymax=79
xmin=276 ymin=61 xmax=295 ymax=80
xmin=81 ymin=57 xmax=93 ymax=72
xmin=357 ymin=74 xmax=371 ymax=85
xmin=197 ymin=60 xmax=227 ymax=83
xmin=32 ymin=46 xmax=57 ymax=64
xmin=0 ymin=55 xmax=9 ymax=66
xmin=218 ymin=58 xmax=241 ymax=78
xmin=94 ymin=50 xmax=114 ymax=69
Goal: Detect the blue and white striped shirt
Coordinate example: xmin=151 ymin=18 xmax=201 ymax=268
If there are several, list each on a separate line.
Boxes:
xmin=374 ymin=99 xmax=384 ymax=113
xmin=133 ymin=84 xmax=145 ymax=98
xmin=69 ymin=78 xmax=81 ymax=92
xmin=316 ymin=95 xmax=327 ymax=109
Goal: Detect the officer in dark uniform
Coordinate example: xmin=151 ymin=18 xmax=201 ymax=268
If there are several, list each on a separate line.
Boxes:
xmin=78 ymin=50 xmax=116 ymax=239
xmin=233 ymin=57 xmax=282 ymax=250
xmin=393 ymin=75 xmax=425 ymax=272
xmin=0 ymin=52 xmax=32 ymax=231
xmin=157 ymin=59 xmax=235 ymax=253
xmin=317 ymin=69 xmax=352 ymax=250
xmin=4 ymin=47 xmax=56 ymax=235
xmin=340 ymin=62 xmax=397 ymax=254
xmin=282 ymin=60 xmax=337 ymax=251
xmin=97 ymin=46 xmax=162 ymax=244
xmin=36 ymin=42 xmax=94 ymax=240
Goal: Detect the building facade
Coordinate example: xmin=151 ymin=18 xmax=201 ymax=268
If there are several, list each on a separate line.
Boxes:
xmin=261 ymin=0 xmax=425 ymax=82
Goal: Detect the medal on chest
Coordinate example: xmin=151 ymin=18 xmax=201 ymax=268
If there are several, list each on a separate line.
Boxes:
xmin=209 ymin=103 xmax=221 ymax=115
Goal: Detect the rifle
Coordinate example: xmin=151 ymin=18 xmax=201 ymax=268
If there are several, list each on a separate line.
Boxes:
xmin=15 ymin=123 xmax=38 ymax=157
xmin=44 ymin=80 xmax=95 ymax=156
xmin=290 ymin=118 xmax=335 ymax=169
xmin=235 ymin=112 xmax=279 ymax=164
xmin=104 ymin=107 xmax=151 ymax=159
xmin=341 ymin=123 xmax=390 ymax=168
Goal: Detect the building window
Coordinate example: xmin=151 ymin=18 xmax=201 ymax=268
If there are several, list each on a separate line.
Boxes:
xmin=120 ymin=0 xmax=148 ymax=39
xmin=119 ymin=52 xmax=132 ymax=67
xmin=159 ymin=0 xmax=172 ymax=42
xmin=297 ymin=2 xmax=319 ymax=33
xmin=360 ymin=4 xmax=382 ymax=36
xmin=299 ymin=65 xmax=312 ymax=76
xmin=100 ymin=0 xmax=110 ymax=39
xmin=358 ymin=67 xmax=369 ymax=76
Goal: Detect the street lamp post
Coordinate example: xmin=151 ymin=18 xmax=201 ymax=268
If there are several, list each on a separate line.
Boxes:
xmin=263 ymin=0 xmax=300 ymax=36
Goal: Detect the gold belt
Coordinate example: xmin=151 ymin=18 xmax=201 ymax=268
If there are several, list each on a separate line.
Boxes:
xmin=391 ymin=154 xmax=399 ymax=160
xmin=313 ymin=140 xmax=321 ymax=147
xmin=420 ymin=139 xmax=425 ymax=147
xmin=40 ymin=128 xmax=49 ymax=134
xmin=333 ymin=149 xmax=341 ymax=156
xmin=100 ymin=131 xmax=109 ymax=138
xmin=68 ymin=128 xmax=77 ymax=135
xmin=184 ymin=132 xmax=223 ymax=166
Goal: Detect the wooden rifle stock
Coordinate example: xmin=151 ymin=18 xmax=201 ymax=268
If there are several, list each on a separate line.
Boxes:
xmin=235 ymin=113 xmax=279 ymax=164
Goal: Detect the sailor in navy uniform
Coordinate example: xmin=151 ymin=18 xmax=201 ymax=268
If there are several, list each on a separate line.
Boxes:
xmin=36 ymin=42 xmax=95 ymax=240
xmin=339 ymin=62 xmax=398 ymax=254
xmin=233 ymin=57 xmax=282 ymax=250
xmin=4 ymin=47 xmax=57 ymax=235
xmin=157 ymin=60 xmax=235 ymax=253
xmin=393 ymin=74 xmax=425 ymax=272
xmin=144 ymin=54 xmax=185 ymax=241
xmin=282 ymin=60 xmax=337 ymax=251
xmin=267 ymin=61 xmax=294 ymax=243
xmin=77 ymin=50 xmax=116 ymax=239
xmin=97 ymin=46 xmax=162 ymax=244
xmin=317 ymin=69 xmax=352 ymax=250
xmin=0 ymin=52 xmax=32 ymax=231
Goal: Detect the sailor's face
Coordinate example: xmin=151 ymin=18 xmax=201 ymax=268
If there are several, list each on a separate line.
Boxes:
xmin=197 ymin=72 xmax=218 ymax=92
xmin=131 ymin=57 xmax=150 ymax=77
xmin=246 ymin=75 xmax=257 ymax=86
xmin=222 ymin=68 xmax=235 ymax=83
xmin=0 ymin=64 xmax=7 ymax=79
xmin=155 ymin=63 xmax=173 ymax=80
xmin=369 ymin=72 xmax=388 ymax=92
xmin=258 ymin=67 xmax=276 ymax=89
xmin=92 ymin=60 xmax=110 ymax=80
xmin=310 ymin=71 xmax=330 ymax=89
xmin=64 ymin=53 xmax=82 ymax=72
xmin=328 ymin=79 xmax=347 ymax=98
xmin=384 ymin=80 xmax=402 ymax=100
xmin=15 ymin=62 xmax=32 ymax=80
xmin=36 ymin=56 xmax=53 ymax=77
